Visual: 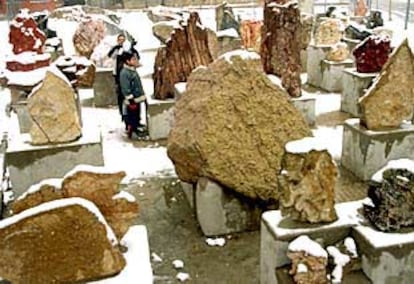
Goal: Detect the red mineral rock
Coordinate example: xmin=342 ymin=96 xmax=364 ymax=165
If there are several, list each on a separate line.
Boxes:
xmin=353 ymin=35 xmax=392 ymax=73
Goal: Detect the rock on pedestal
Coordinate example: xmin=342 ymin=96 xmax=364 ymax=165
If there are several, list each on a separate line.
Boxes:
xmin=147 ymin=98 xmax=175 ymax=140
xmin=306 ymin=44 xmax=331 ymax=88
xmin=341 ymin=119 xmax=414 ymax=181
xmin=341 ymin=68 xmax=377 ymax=117
xmin=320 ymin=59 xmax=354 ymax=92
xmin=93 ymin=68 xmax=116 ymax=107
xmin=195 ymin=177 xmax=263 ymax=236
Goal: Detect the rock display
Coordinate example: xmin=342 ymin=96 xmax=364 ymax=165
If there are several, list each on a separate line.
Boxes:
xmin=314 ymin=18 xmax=343 ymax=46
xmin=215 ymin=2 xmax=240 ymax=33
xmin=261 ymin=0 xmax=302 ymax=97
xmin=55 ymin=56 xmax=96 ymax=87
xmin=354 ymin=0 xmax=368 ymax=17
xmin=364 ymin=167 xmax=414 ymax=231
xmin=240 ymin=20 xmax=262 ymax=51
xmin=153 ymin=12 xmax=213 ymax=100
xmin=353 ymin=35 xmax=392 ymax=73
xmin=27 ymin=67 xmax=82 ymax=145
xmin=167 ymin=51 xmax=311 ymax=201
xmin=0 ymin=198 xmax=125 ymax=283
xmin=287 ymin=235 xmax=329 ymax=284
xmin=73 ymin=19 xmax=106 ymax=58
xmin=279 ymin=137 xmax=338 ymax=223
xmin=326 ymin=42 xmax=350 ymax=62
xmin=359 ymin=39 xmax=414 ymax=130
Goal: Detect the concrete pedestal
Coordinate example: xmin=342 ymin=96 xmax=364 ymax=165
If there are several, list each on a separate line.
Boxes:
xmin=260 ymin=200 xmax=363 ymax=284
xmin=306 ymin=44 xmax=332 ymax=88
xmin=341 ymin=68 xmax=377 ymax=117
xmin=352 ymin=224 xmax=414 ymax=284
xmin=147 ymin=98 xmax=175 ymax=140
xmin=181 ymin=181 xmax=195 ymax=210
xmin=11 ymin=100 xmax=31 ymax=133
xmin=320 ymin=59 xmax=354 ymax=92
xmin=341 ymin=119 xmax=414 ymax=181
xmin=342 ymin=37 xmax=361 ymax=55
xmin=93 ymin=68 xmax=116 ymax=107
xmin=6 ymin=127 xmax=104 ymax=197
xmin=291 ymin=95 xmax=316 ymax=126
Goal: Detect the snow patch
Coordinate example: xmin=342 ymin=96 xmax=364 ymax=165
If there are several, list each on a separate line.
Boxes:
xmin=219 ymin=49 xmax=260 ymax=63
xmin=112 ymin=191 xmax=136 ymax=203
xmin=172 ymin=259 xmax=184 ymax=269
xmin=371 ymin=159 xmax=414 ymax=182
xmin=285 ymin=136 xmax=328 ymax=153
xmin=205 ymin=237 xmax=226 ymax=247
xmin=17 ymin=178 xmax=62 ymax=201
xmin=288 ymin=235 xmax=327 ymax=258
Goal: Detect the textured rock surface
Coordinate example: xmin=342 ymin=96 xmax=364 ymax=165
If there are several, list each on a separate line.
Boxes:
xmin=0 ymin=199 xmax=125 ymax=283
xmin=167 ymin=52 xmax=311 ymax=201
xmin=353 ymin=35 xmax=392 ymax=73
xmin=359 ymin=39 xmax=414 ymax=130
xmin=261 ymin=0 xmax=302 ymax=97
xmin=326 ymin=42 xmax=350 ymax=62
xmin=314 ymin=19 xmax=343 ymax=45
xmin=77 ymin=63 xmax=96 ymax=87
xmin=73 ymin=19 xmax=105 ymax=58
xmin=354 ymin=0 xmax=368 ymax=17
xmin=152 ymin=21 xmax=175 ymax=43
xmin=279 ymin=146 xmax=338 ymax=223
xmin=153 ymin=12 xmax=213 ymax=100
xmin=240 ymin=20 xmax=262 ymax=51
xmin=28 ymin=69 xmax=82 ymax=145
xmin=364 ymin=168 xmax=414 ymax=231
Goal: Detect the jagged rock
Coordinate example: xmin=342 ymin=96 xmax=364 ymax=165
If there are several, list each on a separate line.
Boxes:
xmin=73 ymin=19 xmax=105 ymax=58
xmin=27 ymin=67 xmax=82 ymax=145
xmin=152 ymin=21 xmax=175 ymax=43
xmin=167 ymin=51 xmax=311 ymax=201
xmin=359 ymin=39 xmax=414 ymax=130
xmin=364 ymin=165 xmax=414 ymax=232
xmin=314 ymin=18 xmax=343 ymax=45
xmin=326 ymin=42 xmax=349 ymax=62
xmin=153 ymin=12 xmax=213 ymax=100
xmin=0 ymin=198 xmax=125 ymax=283
xmin=240 ymin=20 xmax=262 ymax=51
xmin=288 ymin=235 xmax=329 ymax=284
xmin=279 ymin=137 xmax=338 ymax=223
xmin=353 ymin=35 xmax=392 ymax=73
xmin=215 ymin=2 xmax=240 ymax=33
xmin=300 ymin=13 xmax=313 ymax=50
xmin=261 ymin=0 xmax=302 ymax=97
xmin=354 ymin=0 xmax=368 ymax=17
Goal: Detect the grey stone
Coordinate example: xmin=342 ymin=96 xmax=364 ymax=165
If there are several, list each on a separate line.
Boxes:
xmin=147 ymin=98 xmax=175 ymax=140
xmin=320 ymin=59 xmax=354 ymax=92
xmin=93 ymin=68 xmax=117 ymax=107
xmin=341 ymin=119 xmax=414 ymax=181
xmin=306 ymin=44 xmax=332 ymax=88
xmin=181 ymin=181 xmax=195 ymax=210
xmin=291 ymin=96 xmax=316 ymax=126
xmin=11 ymin=100 xmax=31 ymax=133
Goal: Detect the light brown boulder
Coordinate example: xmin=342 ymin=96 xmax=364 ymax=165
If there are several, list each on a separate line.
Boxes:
xmin=315 ymin=19 xmax=343 ymax=46
xmin=28 ymin=68 xmax=82 ymax=145
xmin=0 ymin=198 xmax=125 ymax=283
xmin=73 ymin=19 xmax=105 ymax=58
xmin=152 ymin=21 xmax=175 ymax=43
xmin=360 ymin=39 xmax=414 ymax=130
xmin=167 ymin=52 xmax=311 ymax=201
xmin=279 ymin=138 xmax=338 ymax=223
xmin=326 ymin=42 xmax=350 ymax=62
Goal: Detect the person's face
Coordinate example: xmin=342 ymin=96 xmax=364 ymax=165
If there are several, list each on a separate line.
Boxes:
xmin=117 ymin=36 xmax=126 ymax=45
xmin=127 ymin=56 xmax=138 ymax=67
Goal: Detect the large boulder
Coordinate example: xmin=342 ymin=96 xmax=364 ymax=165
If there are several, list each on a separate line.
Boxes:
xmin=0 ymin=198 xmax=125 ymax=283
xmin=27 ymin=67 xmax=81 ymax=145
xmin=73 ymin=19 xmax=105 ymax=58
xmin=167 ymin=51 xmax=311 ymax=201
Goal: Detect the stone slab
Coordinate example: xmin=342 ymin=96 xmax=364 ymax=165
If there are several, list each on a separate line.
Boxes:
xmin=306 ymin=44 xmax=332 ymax=88
xmin=5 ymin=127 xmax=104 ymax=197
xmin=260 ymin=200 xmax=363 ymax=284
xmin=352 ymin=224 xmax=414 ymax=284
xmin=341 ymin=68 xmax=378 ymax=117
xmin=291 ymin=95 xmax=316 ymax=126
xmin=147 ymin=98 xmax=175 ymax=140
xmin=320 ymin=59 xmax=354 ymax=92
xmin=93 ymin=68 xmax=117 ymax=107
xmin=341 ymin=119 xmax=414 ymax=181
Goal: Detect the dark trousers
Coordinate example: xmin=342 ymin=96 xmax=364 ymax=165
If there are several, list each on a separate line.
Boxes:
xmin=126 ymin=102 xmax=142 ymax=130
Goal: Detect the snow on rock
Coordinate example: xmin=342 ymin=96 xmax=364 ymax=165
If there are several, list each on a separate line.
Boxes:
xmin=17 ymin=178 xmax=62 ymax=201
xmin=297 ymin=263 xmax=308 ymax=273
xmin=176 ymin=272 xmax=190 ymax=282
xmin=371 ymin=159 xmax=414 ymax=182
xmin=327 ymin=246 xmax=350 ymax=283
xmin=288 ymin=235 xmax=327 ymax=258
xmin=112 ymin=191 xmax=136 ymax=203
xmin=344 ymin=237 xmax=358 ymax=258
xmin=205 ymin=237 xmax=226 ymax=247
xmin=219 ymin=49 xmax=260 ymax=63
xmin=172 ymin=259 xmax=184 ymax=269
xmin=216 ymin=28 xmax=239 ymax=38
xmin=285 ymin=136 xmax=328 ymax=153
xmin=64 ymin=164 xmax=124 ymax=179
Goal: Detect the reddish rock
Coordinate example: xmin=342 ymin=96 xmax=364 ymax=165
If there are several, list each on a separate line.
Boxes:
xmin=240 ymin=20 xmax=262 ymax=51
xmin=353 ymin=35 xmax=392 ymax=73
xmin=261 ymin=0 xmax=302 ymax=97
xmin=153 ymin=12 xmax=213 ymax=100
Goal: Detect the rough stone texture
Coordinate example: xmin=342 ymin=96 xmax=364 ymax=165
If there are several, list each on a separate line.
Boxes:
xmin=167 ymin=53 xmax=311 ymax=201
xmin=353 ymin=35 xmax=392 ymax=73
xmin=314 ymin=19 xmax=343 ymax=46
xmin=287 ymin=251 xmax=328 ymax=284
xmin=240 ymin=20 xmax=262 ymax=51
xmin=207 ymin=28 xmax=220 ymax=59
xmin=279 ymin=148 xmax=338 ymax=223
xmin=354 ymin=0 xmax=368 ymax=17
xmin=153 ymin=12 xmax=213 ymax=100
xmin=300 ymin=13 xmax=313 ymax=51
xmin=217 ymin=34 xmax=242 ymax=56
xmin=27 ymin=69 xmax=82 ymax=145
xmin=215 ymin=2 xmax=240 ymax=33
xmin=152 ymin=21 xmax=175 ymax=43
xmin=73 ymin=19 xmax=105 ymax=58
xmin=77 ymin=63 xmax=96 ymax=88
xmin=364 ymin=168 xmax=414 ymax=232
xmin=326 ymin=42 xmax=350 ymax=62
xmin=0 ymin=199 xmax=125 ymax=284
xmin=261 ymin=0 xmax=302 ymax=97
xmin=359 ymin=39 xmax=414 ymax=130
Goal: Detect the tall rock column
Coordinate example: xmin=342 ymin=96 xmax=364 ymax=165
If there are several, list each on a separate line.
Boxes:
xmin=261 ymin=0 xmax=302 ymax=97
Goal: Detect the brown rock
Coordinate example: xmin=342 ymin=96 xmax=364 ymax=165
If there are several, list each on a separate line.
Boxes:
xmin=77 ymin=63 xmax=96 ymax=88
xmin=240 ymin=20 xmax=262 ymax=51
xmin=0 ymin=198 xmax=125 ymax=283
xmin=315 ymin=19 xmax=343 ymax=46
xmin=360 ymin=39 xmax=414 ymax=130
xmin=28 ymin=68 xmax=82 ymax=145
xmin=167 ymin=53 xmax=311 ymax=201
xmin=153 ymin=12 xmax=214 ymax=100
xmin=279 ymin=139 xmax=338 ymax=223
xmin=261 ymin=0 xmax=302 ymax=97
xmin=207 ymin=28 xmax=220 ymax=59
xmin=152 ymin=21 xmax=175 ymax=44
xmin=73 ymin=19 xmax=105 ymax=58
xmin=326 ymin=42 xmax=350 ymax=62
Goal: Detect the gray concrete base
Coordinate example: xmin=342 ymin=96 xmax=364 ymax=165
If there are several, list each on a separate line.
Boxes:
xmin=352 ymin=224 xmax=414 ymax=284
xmin=195 ymin=177 xmax=262 ymax=237
xmin=320 ymin=59 xmax=354 ymax=92
xmin=5 ymin=127 xmax=104 ymax=197
xmin=181 ymin=181 xmax=195 ymax=210
xmin=341 ymin=119 xmax=414 ymax=181
xmin=93 ymin=68 xmax=117 ymax=107
xmin=291 ymin=95 xmax=316 ymax=126
xmin=147 ymin=98 xmax=175 ymax=140
xmin=306 ymin=44 xmax=332 ymax=88
xmin=341 ymin=68 xmax=377 ymax=117
xmin=260 ymin=200 xmax=363 ymax=284
xmin=11 ymin=100 xmax=31 ymax=133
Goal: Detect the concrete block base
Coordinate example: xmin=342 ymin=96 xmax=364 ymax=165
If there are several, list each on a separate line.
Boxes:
xmin=147 ymin=98 xmax=175 ymax=140
xmin=93 ymin=68 xmax=117 ymax=107
xmin=352 ymin=224 xmax=414 ymax=284
xmin=341 ymin=68 xmax=377 ymax=117
xmin=195 ymin=177 xmax=263 ymax=237
xmin=181 ymin=181 xmax=195 ymax=210
xmin=306 ymin=44 xmax=332 ymax=88
xmin=291 ymin=95 xmax=316 ymax=126
xmin=6 ymin=127 xmax=104 ymax=197
xmin=341 ymin=119 xmax=414 ymax=181
xmin=11 ymin=100 xmax=31 ymax=134
xmin=320 ymin=59 xmax=354 ymax=92
xmin=260 ymin=200 xmax=363 ymax=284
